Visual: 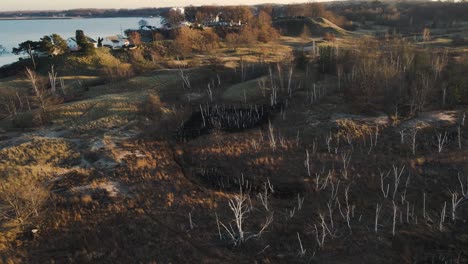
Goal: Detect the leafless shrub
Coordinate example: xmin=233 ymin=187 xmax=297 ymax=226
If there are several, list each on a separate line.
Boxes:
xmin=305 ymin=149 xmax=311 ymax=177
xmin=26 ymin=67 xmax=44 ymax=111
xmin=188 ymin=212 xmax=195 ymax=230
xmin=219 ymin=186 xmax=273 ymax=246
xmin=375 ymin=203 xmax=382 ymax=233
xmin=215 ymin=213 xmax=222 ymax=240
xmin=411 ymin=128 xmax=418 ymax=155
xmin=0 ymin=175 xmax=49 ymax=226
xmin=423 ymin=192 xmax=427 ymax=220
xmin=344 ymin=185 xmax=352 ymax=232
xmin=436 ymin=131 xmax=448 ymax=153
xmin=450 ymin=173 xmax=468 ymax=221
xmin=257 ymin=77 xmax=267 ymax=98
xmin=205 ymin=84 xmax=213 ymax=102
xmin=432 ymin=50 xmax=449 ymax=105
xmin=399 ymin=129 xmax=406 ymax=144
xmin=297 ymin=232 xmax=306 ymax=256
xmin=306 ymin=83 xmax=325 ymax=104
xmin=257 ymin=179 xmax=274 ymax=211
xmin=26 ymin=67 xmax=62 ymax=125
xmin=409 ymin=73 xmax=433 ymax=115
xmin=368 ymin=127 xmax=379 ymax=154
xmin=392 ymin=201 xmax=398 ymax=236
xmin=0 ymin=88 xmax=28 ymax=119
xmin=458 ymin=126 xmax=462 ymax=149
xmin=268 ymin=121 xmax=276 ymax=150
xmin=329 ymin=179 xmax=340 ymax=203
xmin=254 ymin=214 xmax=274 ymax=239
xmin=325 ymin=133 xmax=333 ymax=153
xmin=268 ymin=66 xmax=277 ymax=106
xmin=219 ymin=188 xmax=250 ymax=245
xmin=380 ymin=170 xmax=390 ymax=199
xmin=179 ymin=67 xmax=192 ymax=90
xmin=439 ymin=202 xmax=446 ymax=231
xmin=341 ymin=151 xmax=352 ymax=179
xmin=392 ymin=164 xmax=405 ymax=201
xmin=462 ymin=112 xmax=466 ymax=127
xmin=314 ymin=214 xmax=331 ymax=248
xmin=326 ymin=202 xmax=334 ymax=229
xmin=314 ymin=168 xmax=329 ymax=192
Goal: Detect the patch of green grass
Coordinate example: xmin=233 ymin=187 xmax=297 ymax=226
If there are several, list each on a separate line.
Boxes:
xmin=222 ymin=77 xmax=267 ymax=102
xmin=49 ymin=92 xmax=144 ymax=128
xmin=0 ymin=138 xmax=79 ymax=168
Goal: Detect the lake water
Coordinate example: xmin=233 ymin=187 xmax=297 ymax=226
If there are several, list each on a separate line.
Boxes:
xmin=0 ymin=17 xmax=163 ymax=67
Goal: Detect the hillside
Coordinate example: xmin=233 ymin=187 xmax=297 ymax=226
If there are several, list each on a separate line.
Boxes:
xmin=1 ymin=2 xmax=468 ymax=263
xmin=273 ymin=17 xmax=351 ymax=37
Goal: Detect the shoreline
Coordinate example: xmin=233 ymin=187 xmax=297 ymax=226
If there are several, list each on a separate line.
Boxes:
xmin=0 ymin=16 xmax=160 ymax=21
xmin=0 ymin=17 xmax=80 ymax=21
xmin=0 ymin=17 xmax=75 ymax=20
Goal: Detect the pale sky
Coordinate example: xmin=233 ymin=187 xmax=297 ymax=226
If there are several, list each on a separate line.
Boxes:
xmin=0 ymin=0 xmax=302 ymax=11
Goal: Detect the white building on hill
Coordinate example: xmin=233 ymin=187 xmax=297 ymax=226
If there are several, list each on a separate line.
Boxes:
xmin=67 ymin=37 xmax=98 ymax=51
xmin=102 ymin=35 xmax=130 ymax=49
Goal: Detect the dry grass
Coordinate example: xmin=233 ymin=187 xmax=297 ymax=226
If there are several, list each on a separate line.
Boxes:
xmin=0 ymin=137 xmax=79 ymax=168
xmin=48 ymin=92 xmax=143 ymax=128
xmin=0 ymin=137 xmax=82 ymax=254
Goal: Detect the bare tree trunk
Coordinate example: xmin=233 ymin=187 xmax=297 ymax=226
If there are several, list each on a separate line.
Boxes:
xmin=26 ymin=68 xmax=47 ymax=125
xmin=27 ymin=44 xmax=36 ymax=70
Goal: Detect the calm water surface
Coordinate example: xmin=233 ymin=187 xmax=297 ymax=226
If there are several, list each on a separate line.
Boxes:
xmin=0 ymin=17 xmax=162 ymax=67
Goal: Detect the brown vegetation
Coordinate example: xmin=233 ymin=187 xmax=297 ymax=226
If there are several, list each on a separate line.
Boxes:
xmin=1 ymin=2 xmax=468 ymax=263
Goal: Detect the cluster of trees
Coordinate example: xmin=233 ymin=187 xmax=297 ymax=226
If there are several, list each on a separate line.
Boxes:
xmin=12 ymin=34 xmax=68 ymax=69
xmin=12 ymin=34 xmax=68 ymax=57
xmin=75 ymin=30 xmax=97 ymax=54
xmin=11 ymin=30 xmax=97 ymax=70
xmin=172 ymin=27 xmax=220 ymax=55
xmin=42 ymin=4 xmax=348 ymax=61
xmin=62 ymin=8 xmax=166 ymax=18
xmin=169 ymin=7 xmax=278 ymax=56
xmin=224 ymin=11 xmax=279 ymax=45
xmin=122 ymin=5 xmax=280 ymax=58
xmin=405 ymin=2 xmax=468 ymax=28
xmin=165 ymin=10 xmax=185 ymax=28
xmin=318 ymin=36 xmax=466 ymax=117
xmin=0 ymin=8 xmax=166 ymax=18
xmin=329 ymin=1 xmax=468 ymax=31
xmin=184 ymin=5 xmax=254 ymax=24
xmin=183 ymin=4 xmax=349 ymax=29
xmin=329 ymin=1 xmax=401 ymax=27
xmin=278 ymin=3 xmax=351 ymax=29
xmin=41 ymin=35 xmax=68 ymax=55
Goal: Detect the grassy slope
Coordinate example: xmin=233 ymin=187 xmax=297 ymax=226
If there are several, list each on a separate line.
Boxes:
xmin=222 ymin=76 xmax=266 ymax=103
xmin=273 ymin=17 xmax=351 ymax=37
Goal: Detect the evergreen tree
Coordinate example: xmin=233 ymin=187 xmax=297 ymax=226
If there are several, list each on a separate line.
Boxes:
xmin=75 ymin=30 xmax=95 ymax=54
xmin=12 ymin=40 xmax=42 ymax=55
xmin=51 ymin=34 xmax=68 ymax=54
xmin=40 ymin=36 xmax=54 ymax=54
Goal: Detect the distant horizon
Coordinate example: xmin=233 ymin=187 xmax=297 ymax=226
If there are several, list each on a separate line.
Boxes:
xmin=0 ymin=0 xmax=450 ymax=12
xmin=0 ymin=0 xmax=319 ymax=12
